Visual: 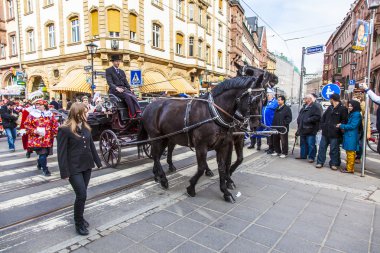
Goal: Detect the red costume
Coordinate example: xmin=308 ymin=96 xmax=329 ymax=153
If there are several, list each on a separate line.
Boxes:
xmin=20 ymin=106 xmax=32 ymax=151
xmin=24 ymin=109 xmax=59 ymax=149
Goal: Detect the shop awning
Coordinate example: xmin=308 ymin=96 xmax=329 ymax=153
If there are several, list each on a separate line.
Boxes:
xmin=169 ymin=76 xmax=197 ymax=94
xmin=50 ymin=69 xmax=91 ymax=93
xmin=141 ymin=71 xmax=176 ymax=93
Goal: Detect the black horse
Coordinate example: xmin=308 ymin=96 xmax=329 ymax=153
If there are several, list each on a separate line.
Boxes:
xmin=138 ymin=76 xmax=266 ymax=202
xmin=228 ymin=63 xmax=279 ymax=176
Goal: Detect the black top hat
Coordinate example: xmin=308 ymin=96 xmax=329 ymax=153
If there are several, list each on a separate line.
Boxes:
xmin=110 ymin=55 xmax=121 ymax=62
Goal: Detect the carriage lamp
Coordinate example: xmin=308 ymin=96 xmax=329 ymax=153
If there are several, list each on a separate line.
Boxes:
xmin=367 ymin=0 xmax=380 ymax=9
xmin=86 ymin=42 xmax=98 ymax=55
xmin=350 ymin=62 xmax=357 ymax=71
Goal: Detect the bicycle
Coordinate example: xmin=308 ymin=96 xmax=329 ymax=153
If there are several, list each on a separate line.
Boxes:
xmin=367 ymin=127 xmax=379 ymax=152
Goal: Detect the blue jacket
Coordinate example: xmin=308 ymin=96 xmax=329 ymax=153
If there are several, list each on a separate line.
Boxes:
xmin=339 ymin=111 xmax=362 ymax=151
xmin=261 ymin=98 xmax=279 ymax=127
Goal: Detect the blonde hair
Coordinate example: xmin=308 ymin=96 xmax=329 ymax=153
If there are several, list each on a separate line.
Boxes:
xmin=61 ymin=102 xmax=91 ymax=135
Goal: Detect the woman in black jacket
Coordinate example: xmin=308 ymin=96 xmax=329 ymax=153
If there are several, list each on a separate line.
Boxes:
xmin=57 ymin=102 xmax=102 ymax=236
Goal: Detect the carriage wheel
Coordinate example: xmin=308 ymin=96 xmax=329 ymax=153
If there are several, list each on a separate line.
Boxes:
xmin=142 ymin=143 xmax=153 ymax=158
xmin=99 ymin=130 xmax=121 ymax=168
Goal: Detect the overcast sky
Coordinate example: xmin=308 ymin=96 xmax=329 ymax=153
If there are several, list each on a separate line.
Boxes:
xmin=242 ymin=0 xmax=355 ymax=74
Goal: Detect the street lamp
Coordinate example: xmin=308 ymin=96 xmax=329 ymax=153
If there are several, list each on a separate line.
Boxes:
xmin=362 ymin=0 xmax=380 ymax=177
xmin=86 ymin=42 xmax=98 ymax=97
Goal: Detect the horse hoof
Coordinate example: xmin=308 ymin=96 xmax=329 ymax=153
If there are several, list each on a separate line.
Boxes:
xmin=227 ymin=182 xmax=236 ymax=190
xmin=186 ymin=186 xmax=196 ymax=197
xmin=168 ymin=165 xmax=177 ymax=172
xmin=224 ymin=194 xmax=236 ymax=203
xmin=161 ymin=180 xmax=169 ymax=189
xmin=205 ymin=170 xmax=214 ymax=177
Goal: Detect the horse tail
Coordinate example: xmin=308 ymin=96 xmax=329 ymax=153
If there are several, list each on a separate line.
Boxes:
xmin=137 ymin=120 xmax=148 ymax=148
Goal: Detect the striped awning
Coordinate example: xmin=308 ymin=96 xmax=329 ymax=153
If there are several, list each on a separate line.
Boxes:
xmin=141 ymin=71 xmax=176 ymax=93
xmin=169 ymin=76 xmax=197 ymax=94
xmin=50 ymin=69 xmax=91 ymax=93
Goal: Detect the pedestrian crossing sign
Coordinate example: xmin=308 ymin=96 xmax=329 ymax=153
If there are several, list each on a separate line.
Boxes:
xmin=130 ymin=70 xmax=142 ymax=86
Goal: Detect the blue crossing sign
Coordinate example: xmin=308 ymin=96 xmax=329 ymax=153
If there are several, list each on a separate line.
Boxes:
xmin=131 ymin=70 xmax=142 ymax=86
xmin=321 ymin=83 xmax=341 ymax=100
xmin=349 ymin=79 xmax=356 ymax=86
xmin=306 ymin=45 xmax=324 ymax=55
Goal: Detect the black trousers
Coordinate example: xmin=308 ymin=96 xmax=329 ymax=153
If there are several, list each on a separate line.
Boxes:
xmin=250 ymin=137 xmax=262 ymax=147
xmin=69 ymin=169 xmax=92 ymax=225
xmin=111 ymin=90 xmax=141 ymax=118
xmin=273 ymin=132 xmax=289 ymax=155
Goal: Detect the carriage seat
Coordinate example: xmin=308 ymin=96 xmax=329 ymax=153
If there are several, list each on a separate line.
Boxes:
xmin=108 ymin=94 xmax=129 ymax=121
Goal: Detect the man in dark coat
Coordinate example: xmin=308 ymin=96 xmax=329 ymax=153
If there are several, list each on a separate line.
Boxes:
xmin=49 ymin=97 xmax=59 ymax=110
xmin=296 ymin=94 xmax=322 ymax=162
xmin=105 ymin=55 xmax=141 ymax=118
xmin=0 ymin=101 xmax=18 ymax=152
xmin=316 ymin=93 xmax=348 ymax=170
xmin=272 ymin=95 xmax=292 ymax=158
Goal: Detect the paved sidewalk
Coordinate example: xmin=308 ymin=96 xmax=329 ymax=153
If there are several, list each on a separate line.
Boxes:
xmin=63 ymin=151 xmax=380 ymax=253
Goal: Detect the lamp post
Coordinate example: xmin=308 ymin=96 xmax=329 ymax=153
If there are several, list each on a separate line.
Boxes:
xmin=362 ymin=0 xmax=380 ymax=177
xmin=86 ymin=42 xmax=98 ymax=98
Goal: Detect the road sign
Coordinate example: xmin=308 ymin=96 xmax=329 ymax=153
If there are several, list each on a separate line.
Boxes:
xmin=321 ymin=83 xmax=341 ymax=100
xmin=86 ymin=77 xmax=92 ymax=84
xmin=131 ymin=70 xmax=142 ymax=86
xmin=17 ymin=81 xmax=26 ymax=86
xmin=306 ymin=45 xmax=324 ymax=55
xmin=84 ymin=66 xmax=92 ymax=72
xmin=91 ymin=84 xmax=96 ymax=90
xmin=95 ymin=71 xmax=106 ymax=77
xmin=349 ymin=79 xmax=356 ymax=86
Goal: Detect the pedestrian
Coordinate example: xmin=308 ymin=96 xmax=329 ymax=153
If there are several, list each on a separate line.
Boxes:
xmin=315 ymin=93 xmax=348 ymax=170
xmin=19 ymin=101 xmax=34 ymax=158
xmin=249 ymin=88 xmax=278 ymax=152
xmin=81 ymin=96 xmax=95 ymax=113
xmin=353 ymin=94 xmax=371 ymax=163
xmin=272 ymin=95 xmax=292 ymax=158
xmin=296 ymin=94 xmax=322 ymax=162
xmin=66 ymin=99 xmax=73 ymax=111
xmin=24 ymin=99 xmax=59 ymax=176
xmin=0 ymin=101 xmax=19 ymax=152
xmin=362 ymin=83 xmax=380 ymax=153
xmin=57 ymin=102 xmax=102 ymax=236
xmin=311 ymin=93 xmax=323 ymax=115
xmin=337 ymin=100 xmax=362 ymax=173
xmin=49 ymin=97 xmax=59 ymax=110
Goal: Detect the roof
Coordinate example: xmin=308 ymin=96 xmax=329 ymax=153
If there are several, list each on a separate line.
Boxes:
xmin=257 ymin=26 xmax=265 ymax=47
xmin=246 ymin=17 xmax=258 ymax=32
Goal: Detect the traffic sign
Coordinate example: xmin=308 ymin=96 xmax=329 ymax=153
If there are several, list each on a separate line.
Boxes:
xmin=17 ymin=81 xmax=26 ymax=86
xmin=321 ymin=83 xmax=341 ymax=100
xmin=84 ymin=66 xmax=92 ymax=72
xmin=306 ymin=45 xmax=324 ymax=55
xmin=131 ymin=70 xmax=142 ymax=86
xmin=91 ymin=84 xmax=96 ymax=90
xmin=95 ymin=71 xmax=106 ymax=77
xmin=349 ymin=79 xmax=356 ymax=86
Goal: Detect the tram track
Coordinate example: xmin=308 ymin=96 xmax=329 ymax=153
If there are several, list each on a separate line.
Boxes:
xmin=0 ymin=150 xmax=217 ymax=232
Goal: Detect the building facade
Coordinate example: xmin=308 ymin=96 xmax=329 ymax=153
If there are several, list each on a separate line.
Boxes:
xmin=274 ymin=53 xmax=300 ymax=101
xmin=0 ymin=0 xmax=231 ymax=102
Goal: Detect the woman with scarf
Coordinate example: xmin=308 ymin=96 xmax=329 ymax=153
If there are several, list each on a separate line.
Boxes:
xmin=24 ymin=99 xmax=59 ymax=176
xmin=337 ymin=100 xmax=362 ymax=174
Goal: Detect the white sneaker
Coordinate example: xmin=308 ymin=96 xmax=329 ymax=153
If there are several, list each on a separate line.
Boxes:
xmin=279 ymin=154 xmax=287 ymax=158
xmin=271 ymin=152 xmax=279 ymax=156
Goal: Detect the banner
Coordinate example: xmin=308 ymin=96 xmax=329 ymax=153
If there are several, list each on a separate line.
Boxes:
xmin=352 ymin=19 xmax=369 ymax=53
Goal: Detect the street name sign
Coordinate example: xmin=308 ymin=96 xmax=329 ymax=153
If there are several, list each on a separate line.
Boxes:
xmin=321 ymin=83 xmax=341 ymax=100
xmin=84 ymin=66 xmax=92 ymax=72
xmin=306 ymin=45 xmax=324 ymax=55
xmin=131 ymin=70 xmax=142 ymax=86
xmin=95 ymin=71 xmax=106 ymax=77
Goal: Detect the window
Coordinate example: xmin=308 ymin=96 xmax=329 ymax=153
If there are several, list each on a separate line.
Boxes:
xmin=189 ymin=37 xmax=194 ymax=56
xmin=337 ymin=54 xmax=342 ymax=74
xmin=152 ymin=23 xmax=160 ymax=48
xmin=129 ymin=14 xmax=137 ymax=40
xmin=70 ymin=17 xmax=80 ymax=42
xmin=10 ymin=35 xmax=17 ymax=55
xmin=206 ymin=45 xmax=211 ymax=64
xmin=27 ymin=30 xmax=35 ymax=52
xmin=26 ymin=0 xmax=33 ymax=13
xmin=48 ymin=24 xmax=55 ymax=48
xmin=217 ymin=50 xmax=222 ymax=67
xmin=90 ymin=10 xmax=99 ymax=37
xmin=218 ymin=0 xmax=223 ymax=11
xmin=107 ymin=9 xmax=120 ymax=37
xmin=152 ymin=0 xmax=161 ymax=7
xmin=376 ymin=35 xmax=380 ymax=51
xmin=176 ymin=33 xmax=184 ymax=55
xmin=218 ymin=24 xmax=222 ymax=40
xmin=206 ymin=16 xmax=211 ymax=33
xmin=198 ymin=7 xmax=202 ymax=25
xmin=0 ymin=44 xmax=5 ymax=58
xmin=189 ymin=4 xmax=194 ymax=21
xmin=176 ymin=0 xmax=183 ymax=18
xmin=198 ymin=39 xmax=202 ymax=58
xmin=8 ymin=0 xmax=14 ymax=19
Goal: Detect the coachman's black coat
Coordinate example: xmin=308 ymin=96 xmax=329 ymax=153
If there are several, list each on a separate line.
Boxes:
xmin=57 ymin=126 xmax=102 ymax=179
